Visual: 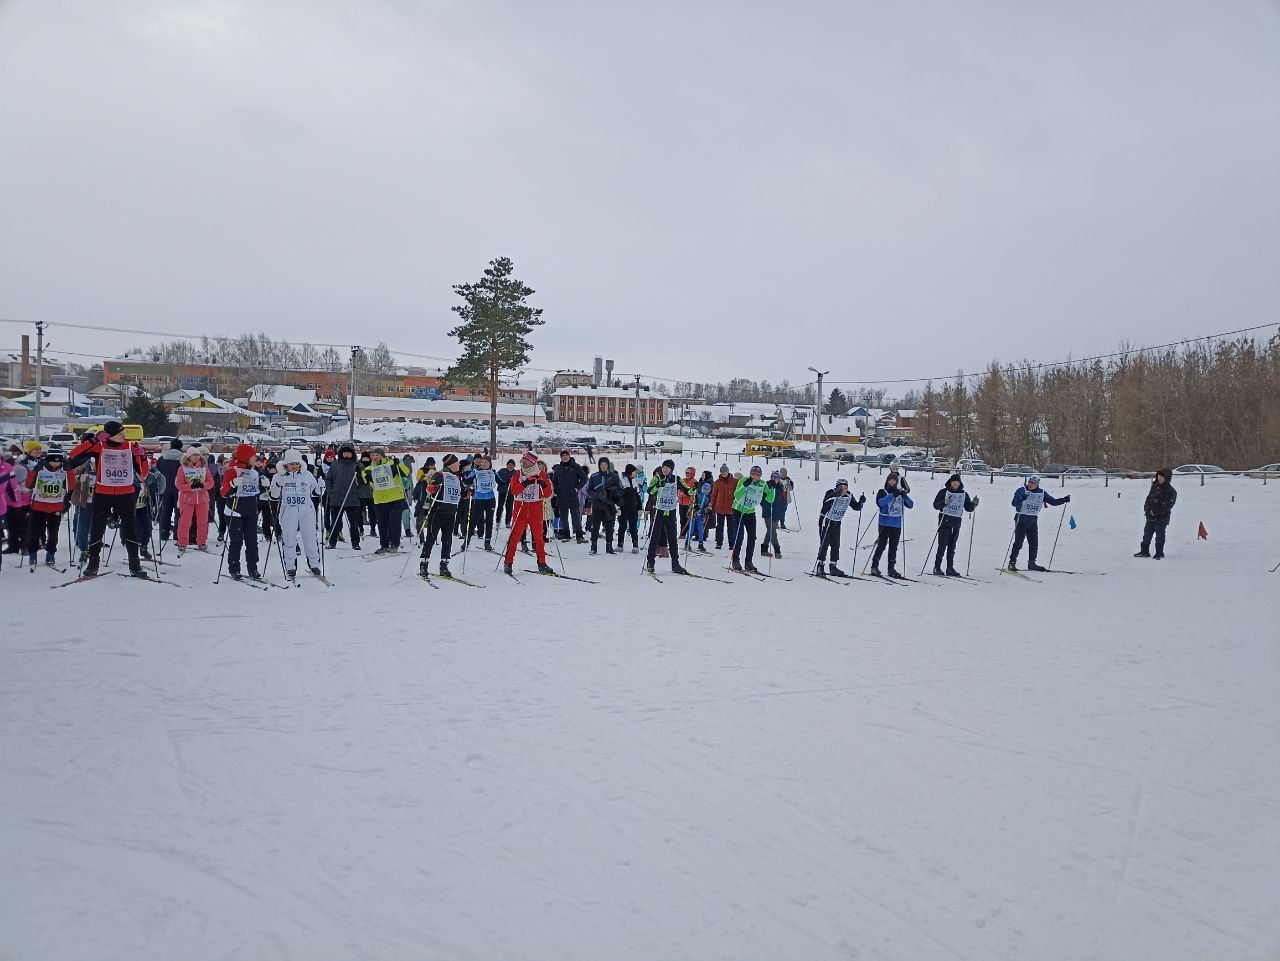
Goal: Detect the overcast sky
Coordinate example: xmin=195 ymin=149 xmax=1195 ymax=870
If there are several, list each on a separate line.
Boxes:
xmin=2 ymin=0 xmax=1277 ymax=392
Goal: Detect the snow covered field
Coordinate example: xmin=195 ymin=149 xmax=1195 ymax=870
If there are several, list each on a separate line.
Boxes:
xmin=3 ymin=460 xmax=1277 ymax=961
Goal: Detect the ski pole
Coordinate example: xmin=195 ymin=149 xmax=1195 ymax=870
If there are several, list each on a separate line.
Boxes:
xmin=812 ymin=515 xmax=834 ymax=574
xmin=323 ymin=468 xmax=360 ymax=544
xmin=790 ymin=487 xmax=802 ymax=533
xmin=493 ymin=498 xmax=523 ymax=571
xmin=401 ymin=492 xmax=437 ymax=578
xmin=145 ymin=503 xmax=161 ymax=580
xmin=919 ymin=514 xmax=944 ymax=576
xmin=997 ymin=522 xmax=1016 ymax=575
xmin=104 ymin=522 xmax=119 ymax=565
xmin=1270 ymin=559 xmax=1280 ymax=573
xmin=850 ymin=501 xmax=865 ymax=576
xmin=638 ymin=504 xmax=662 ymax=573
xmin=214 ymin=490 xmax=240 ymax=584
xmin=1047 ymin=503 xmax=1068 ymax=570
xmin=461 ymin=495 xmax=475 ymax=574
xmin=965 ymin=505 xmax=977 ymax=577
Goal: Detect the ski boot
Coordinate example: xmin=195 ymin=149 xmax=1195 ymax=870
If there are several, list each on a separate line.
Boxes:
xmin=373 ymin=547 xmax=388 ymax=555
xmin=197 ymin=544 xmax=210 ymax=552
xmin=774 ymin=550 xmax=782 ymax=558
xmin=82 ymin=561 xmax=100 ymax=578
xmin=869 ymin=566 xmax=883 ymax=577
xmin=537 ymin=562 xmax=555 ymax=574
xmin=439 ymin=561 xmax=452 ymax=578
xmin=248 ymin=567 xmax=262 ymax=581
xmin=310 ymin=566 xmax=322 ymax=576
xmin=1133 ymin=550 xmax=1150 ymax=558
xmin=605 ymin=544 xmax=615 ymax=555
xmin=933 ymin=564 xmax=944 ymax=576
xmin=828 ymin=564 xmax=847 ymax=577
xmin=44 ymin=551 xmax=56 ymax=567
xmin=745 ymin=564 xmax=760 ymax=574
xmin=286 ymin=567 xmax=297 ymax=580
xmin=645 ymin=561 xmax=656 ymax=573
xmin=761 ymin=549 xmax=772 ymax=558
xmin=1153 ymin=553 xmax=1164 ymax=560
xmin=589 ymin=544 xmax=598 ymax=555
xmin=946 ymin=567 xmax=960 ymax=577
xmin=1005 ymin=563 xmax=1019 ymax=572
xmin=129 ymin=564 xmax=150 ymax=580
xmin=575 ymin=534 xmax=586 ymax=545
xmin=419 ymin=561 xmax=431 ymax=577
xmin=671 ymin=564 xmax=689 ymax=575
xmin=888 ymin=569 xmax=905 ymax=580
xmin=140 ymin=547 xmax=153 ymax=561
xmin=731 ymin=556 xmax=743 ymax=571
xmin=503 ymin=562 xmax=513 ymax=575
xmin=697 ymin=543 xmax=709 ymax=553
xmin=1027 ymin=562 xmax=1047 ymax=572
xmin=484 ymin=539 xmax=492 ymax=552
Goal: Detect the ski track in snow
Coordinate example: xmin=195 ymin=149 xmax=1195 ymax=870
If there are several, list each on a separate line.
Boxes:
xmin=1 ymin=461 xmax=1278 ymax=961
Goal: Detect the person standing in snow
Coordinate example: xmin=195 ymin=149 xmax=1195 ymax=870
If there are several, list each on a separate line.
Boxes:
xmin=496 ymin=458 xmax=516 ymax=528
xmin=815 ymin=478 xmax=865 ymax=577
xmin=219 ymin=442 xmax=263 ymax=581
xmin=776 ymin=466 xmax=794 ymax=530
xmin=869 ymin=471 xmax=913 ymax=579
xmin=931 ymin=473 xmax=977 ymax=576
xmin=324 ymin=443 xmax=363 ymax=550
xmin=551 ymin=450 xmax=588 ymax=543
xmin=586 ymin=456 xmax=621 ymax=555
xmin=153 ymin=437 xmax=184 ymax=543
xmin=503 ymin=450 xmax=554 ymax=575
xmin=175 ymin=446 xmax=213 ymax=554
xmin=1135 ymin=468 xmax=1177 ymax=560
xmin=270 ymin=448 xmax=325 ymax=577
xmin=467 ymin=453 xmax=499 ymax=551
xmin=709 ymin=464 xmax=736 ymax=549
xmin=646 ymin=459 xmax=689 ymax=575
xmin=362 ymin=448 xmax=410 ymax=554
xmin=729 ymin=464 xmax=774 ymax=573
xmin=1007 ymin=474 xmax=1069 ymax=572
xmin=760 ymin=470 xmax=786 ymax=558
xmin=419 ymin=454 xmax=463 ymax=578
xmin=615 ymin=463 xmax=644 ymax=554
xmin=22 ymin=448 xmax=73 ymax=568
xmin=66 ymin=423 xmax=152 ymax=578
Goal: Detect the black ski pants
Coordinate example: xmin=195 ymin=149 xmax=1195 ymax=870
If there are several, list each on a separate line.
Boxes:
xmin=646 ymin=510 xmax=681 ymax=568
xmin=934 ymin=516 xmax=962 ymax=571
xmin=818 ymin=518 xmax=842 ymax=563
xmin=714 ymin=512 xmax=731 ymax=549
xmin=871 ymin=524 xmax=902 ymax=571
xmin=24 ymin=509 xmax=62 ymax=556
xmin=421 ymin=505 xmax=456 ymax=562
xmin=88 ymin=492 xmax=142 ymax=570
xmin=729 ymin=512 xmax=757 ymax=566
xmin=1010 ymin=518 xmax=1039 ymax=566
xmin=470 ymin=499 xmax=496 ymax=543
xmin=616 ymin=506 xmax=639 ymax=549
xmin=1141 ymin=518 xmax=1168 ymax=555
xmin=589 ymin=504 xmax=615 ymax=548
xmin=374 ymin=500 xmax=404 ymax=550
xmin=326 ymin=505 xmax=362 ymax=548
xmin=226 ymin=499 xmax=260 ymax=575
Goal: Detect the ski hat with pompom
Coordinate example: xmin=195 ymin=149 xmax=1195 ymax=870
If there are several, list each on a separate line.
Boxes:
xmin=521 ymin=450 xmax=539 ymax=466
xmin=233 ymin=443 xmax=256 ymax=465
xmin=770 ymin=470 xmax=781 ymax=479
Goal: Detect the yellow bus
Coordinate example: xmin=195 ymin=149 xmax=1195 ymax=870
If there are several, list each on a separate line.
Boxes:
xmin=64 ymin=421 xmax=145 ymax=442
xmin=744 ymin=439 xmax=796 ymax=456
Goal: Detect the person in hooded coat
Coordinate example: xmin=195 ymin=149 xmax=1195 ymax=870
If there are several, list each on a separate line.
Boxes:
xmin=1135 ymin=468 xmax=1177 ymax=559
xmin=586 ymin=456 xmax=621 ymax=554
xmin=324 ymin=443 xmax=363 ymax=550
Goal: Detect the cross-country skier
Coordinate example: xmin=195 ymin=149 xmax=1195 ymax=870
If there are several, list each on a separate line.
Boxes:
xmin=870 ymin=471 xmax=913 ymax=579
xmin=175 ymin=446 xmax=213 ymax=553
xmin=362 ymin=448 xmax=409 ymax=554
xmin=467 ymin=453 xmax=498 ymax=550
xmin=616 ymin=463 xmax=644 ymax=554
xmin=504 ymin=450 xmax=554 ymax=575
xmin=23 ymin=448 xmax=73 ymax=568
xmin=67 ymin=422 xmax=152 ymax=579
xmin=1007 ymin=474 xmax=1069 ymax=572
xmin=1135 ymin=468 xmax=1176 ymax=560
xmin=646 ymin=459 xmax=689 ymax=575
xmin=219 ymin=442 xmax=263 ymax=581
xmin=324 ymin=443 xmax=363 ymax=550
xmin=586 ymin=456 xmax=621 ymax=554
xmin=729 ymin=464 xmax=774 ymax=573
xmin=419 ymin=453 xmax=463 ymax=578
xmin=931 ymin=474 xmax=977 ymax=576
xmin=270 ymin=448 xmax=324 ymax=577
xmin=761 ymin=470 xmax=785 ymax=558
xmin=496 ymin=458 xmax=516 ymax=528
xmin=815 ymin=478 xmax=865 ymax=577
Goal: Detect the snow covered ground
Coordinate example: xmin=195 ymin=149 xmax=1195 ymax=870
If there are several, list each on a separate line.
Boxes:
xmin=3 ymin=460 xmax=1278 ymax=961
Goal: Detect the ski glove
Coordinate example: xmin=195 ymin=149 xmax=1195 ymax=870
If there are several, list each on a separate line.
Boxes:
xmin=1063 ymin=495 xmax=1071 ymax=502
xmin=971 ymin=496 xmax=979 ymax=507
xmin=858 ymin=494 xmax=867 ymax=506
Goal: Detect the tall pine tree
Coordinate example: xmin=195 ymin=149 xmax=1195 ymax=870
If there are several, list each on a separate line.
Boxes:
xmin=444 ymin=257 xmax=544 ymax=457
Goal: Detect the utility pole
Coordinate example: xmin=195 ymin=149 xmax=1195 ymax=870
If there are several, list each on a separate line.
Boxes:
xmin=809 ymin=367 xmax=828 ymax=482
xmin=348 ymin=346 xmax=359 ymax=443
xmin=33 ymin=321 xmax=47 ymax=440
xmin=633 ymin=374 xmax=641 ymax=454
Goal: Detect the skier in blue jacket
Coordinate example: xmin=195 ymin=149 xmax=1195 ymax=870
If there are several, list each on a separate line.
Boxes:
xmin=870 ymin=471 xmax=913 ymax=578
xmin=1007 ymin=474 xmax=1070 ymax=571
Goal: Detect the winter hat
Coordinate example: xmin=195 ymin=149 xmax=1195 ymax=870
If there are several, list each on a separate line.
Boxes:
xmin=1155 ymin=468 xmax=1171 ymax=482
xmin=234 ymin=443 xmax=256 ymax=464
xmin=947 ymin=473 xmax=962 ymax=487
xmin=372 ymin=447 xmax=386 ymax=458
xmin=749 ymin=465 xmax=762 ymax=476
xmin=1027 ymin=474 xmax=1040 ymax=485
xmin=169 ymin=438 xmax=184 ymax=450
xmin=662 ymin=458 xmax=676 ymax=471
xmin=835 ymin=477 xmax=848 ymax=487
xmin=521 ymin=450 xmax=539 ymax=466
xmin=338 ymin=443 xmax=355 ymax=457
xmin=24 ymin=439 xmax=43 ymax=455
xmin=770 ymin=470 xmax=781 ymax=480
xmin=280 ymin=448 xmax=304 ymax=469
xmin=719 ymin=464 xmax=729 ymax=473
xmin=598 ymin=456 xmax=610 ymax=469
xmin=684 ymin=466 xmax=695 ymax=475
xmin=102 ymin=421 xmax=125 ymax=439
xmin=442 ymin=453 xmax=459 ymax=469
xmin=623 ymin=463 xmax=636 ymax=475
xmin=44 ymin=450 xmax=65 ymax=465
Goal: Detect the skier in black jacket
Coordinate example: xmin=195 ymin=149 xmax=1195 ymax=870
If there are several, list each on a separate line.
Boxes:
xmin=1135 ymin=468 xmax=1177 ymax=559
xmin=931 ymin=474 xmax=978 ymax=576
xmin=815 ymin=478 xmax=865 ymax=577
xmin=585 ymin=456 xmax=621 ymax=554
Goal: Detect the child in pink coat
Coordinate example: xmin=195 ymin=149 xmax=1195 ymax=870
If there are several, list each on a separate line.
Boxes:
xmin=175 ymin=446 xmax=214 ymax=551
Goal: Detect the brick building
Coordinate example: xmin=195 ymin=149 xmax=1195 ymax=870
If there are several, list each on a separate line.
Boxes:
xmin=552 ymin=386 xmax=666 ymax=426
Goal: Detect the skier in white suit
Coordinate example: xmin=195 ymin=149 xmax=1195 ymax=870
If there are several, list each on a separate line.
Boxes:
xmin=269 ymin=448 xmax=325 ymax=578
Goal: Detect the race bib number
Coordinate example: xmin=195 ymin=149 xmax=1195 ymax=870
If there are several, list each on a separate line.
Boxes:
xmin=882 ymin=495 xmax=904 ymax=518
xmin=656 ymin=482 xmax=679 ymax=511
xmin=440 ymin=472 xmax=462 ymax=505
xmin=286 ymin=494 xmax=306 ymax=507
xmin=827 ymin=494 xmax=851 ymax=522
xmin=1019 ymin=491 xmax=1044 ymax=517
xmin=740 ymin=484 xmax=764 ymax=511
xmin=370 ymin=464 xmax=396 ymax=491
xmin=183 ymin=466 xmax=206 ymax=485
xmin=237 ymin=470 xmax=261 ymax=498
xmin=517 ymin=480 xmax=541 ymax=503
xmin=474 ymin=469 xmax=496 ymax=496
xmin=100 ymin=448 xmax=134 ymax=487
xmin=33 ymin=470 xmax=66 ymax=505
xmin=943 ymin=491 xmax=966 ymax=517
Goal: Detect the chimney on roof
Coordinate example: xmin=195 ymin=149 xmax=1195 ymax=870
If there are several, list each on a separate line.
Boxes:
xmin=21 ymin=334 xmax=30 ymax=386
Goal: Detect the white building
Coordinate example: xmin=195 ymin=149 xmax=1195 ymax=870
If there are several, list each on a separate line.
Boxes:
xmin=350 ymin=395 xmax=543 ymax=425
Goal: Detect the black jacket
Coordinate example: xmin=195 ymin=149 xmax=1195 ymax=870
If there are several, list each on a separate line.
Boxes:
xmin=551 ymin=459 xmax=588 ymax=498
xmin=586 ymin=469 xmax=621 ymax=510
xmin=820 ymin=488 xmax=865 ymax=520
xmin=1143 ymin=476 xmax=1177 ymax=522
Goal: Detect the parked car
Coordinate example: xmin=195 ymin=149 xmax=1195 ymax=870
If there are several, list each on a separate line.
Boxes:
xmin=1063 ymin=467 xmax=1105 ymax=477
xmin=865 ymin=437 xmax=886 ymax=448
xmin=1041 ymin=463 xmax=1073 ymax=476
xmin=1173 ymin=464 xmax=1227 ymax=476
xmin=998 ymin=463 xmax=1037 ymax=476
xmin=1104 ymin=467 xmax=1145 ymax=479
xmin=1245 ymin=463 xmax=1280 ymax=478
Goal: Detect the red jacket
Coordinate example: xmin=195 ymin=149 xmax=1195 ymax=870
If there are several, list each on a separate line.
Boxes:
xmin=25 ymin=464 xmax=76 ymax=513
xmin=509 ymin=470 xmax=552 ymax=517
xmin=67 ymin=437 xmax=148 ymax=497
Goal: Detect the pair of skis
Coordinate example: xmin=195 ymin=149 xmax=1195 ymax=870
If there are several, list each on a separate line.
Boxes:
xmin=645 ymin=568 xmax=731 ymax=584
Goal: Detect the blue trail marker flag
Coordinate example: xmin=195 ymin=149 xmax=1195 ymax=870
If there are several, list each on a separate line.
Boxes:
xmin=1068 ymin=515 xmax=1077 ymax=530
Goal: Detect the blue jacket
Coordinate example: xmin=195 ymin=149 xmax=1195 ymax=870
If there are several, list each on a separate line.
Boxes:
xmin=876 ymin=488 xmax=913 ymax=528
xmin=1011 ymin=486 xmax=1067 ymax=524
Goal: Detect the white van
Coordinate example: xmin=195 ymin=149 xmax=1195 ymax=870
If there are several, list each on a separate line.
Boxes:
xmin=649 ymin=440 xmax=683 ymax=454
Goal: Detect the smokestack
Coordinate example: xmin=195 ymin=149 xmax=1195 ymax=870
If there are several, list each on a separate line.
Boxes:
xmin=21 ymin=334 xmax=30 ymax=387
xmin=605 ymin=359 xmax=614 ymax=388
xmin=593 ymin=355 xmax=603 ymax=388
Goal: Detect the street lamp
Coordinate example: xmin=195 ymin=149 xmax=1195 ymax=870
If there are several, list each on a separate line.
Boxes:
xmin=809 ymin=367 xmax=828 ymax=481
